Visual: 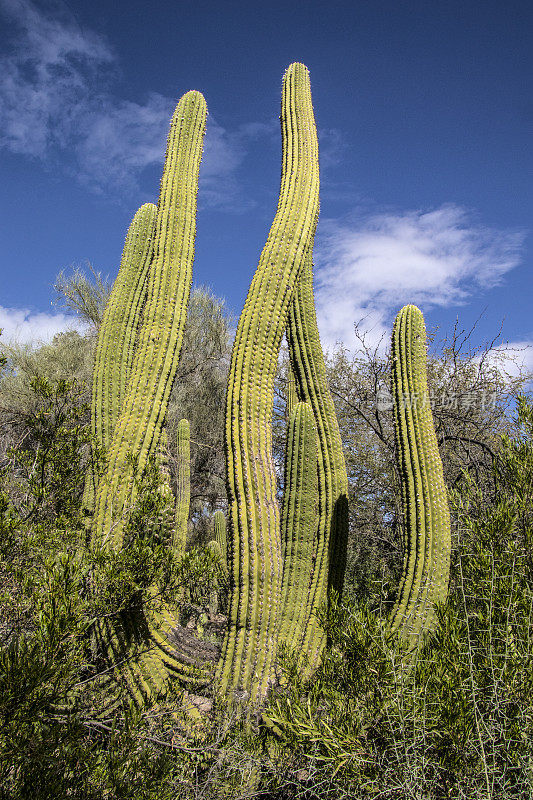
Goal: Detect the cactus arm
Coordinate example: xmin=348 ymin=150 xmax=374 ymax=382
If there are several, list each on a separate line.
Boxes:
xmin=82 ymin=203 xmax=157 ymax=517
xmin=91 ymin=90 xmax=206 ymax=552
xmin=92 ymin=203 xmax=157 ymax=452
xmin=174 ymin=419 xmax=191 ymax=552
xmin=286 ymin=252 xmax=349 ymax=665
xmin=278 ymin=402 xmax=318 ymax=649
xmin=388 ymin=304 xmax=451 ymax=644
xmin=217 ymin=63 xmax=319 ymax=701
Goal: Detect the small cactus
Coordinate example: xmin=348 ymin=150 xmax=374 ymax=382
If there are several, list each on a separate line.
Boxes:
xmin=213 ymin=510 xmax=228 ymax=569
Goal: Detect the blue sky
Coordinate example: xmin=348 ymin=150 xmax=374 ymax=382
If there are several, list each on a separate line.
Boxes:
xmin=0 ymin=0 xmax=532 ymax=374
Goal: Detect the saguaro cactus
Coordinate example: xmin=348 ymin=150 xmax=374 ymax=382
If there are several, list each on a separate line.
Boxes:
xmin=83 ymin=202 xmax=157 ymax=517
xmin=89 ymin=90 xmax=207 ymax=705
xmin=388 ymin=304 xmax=451 ymax=645
xmin=217 ymin=62 xmax=320 ymax=701
xmin=91 ymin=90 xmax=206 ymax=551
xmin=286 ymin=252 xmax=349 ymax=665
xmin=174 ymin=418 xmax=191 ymax=552
xmin=278 ymin=401 xmax=318 ymax=649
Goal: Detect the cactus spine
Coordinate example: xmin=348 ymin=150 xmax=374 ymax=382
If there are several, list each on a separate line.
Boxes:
xmin=278 ymin=401 xmax=318 ymax=648
xmin=217 ymin=63 xmax=319 ymax=701
xmin=388 ymin=304 xmax=451 ymax=644
xmin=83 ymin=203 xmax=157 ymax=517
xmin=174 ymin=418 xmax=191 ymax=552
xmin=91 ymin=90 xmax=206 ymax=551
xmin=286 ymin=252 xmax=349 ymax=665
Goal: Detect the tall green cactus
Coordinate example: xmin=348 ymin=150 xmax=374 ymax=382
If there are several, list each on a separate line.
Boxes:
xmin=89 ymin=89 xmax=207 ymax=704
xmin=278 ymin=401 xmax=318 ymax=649
xmin=174 ymin=418 xmax=191 ymax=552
xmin=217 ymin=62 xmax=320 ymax=701
xmin=388 ymin=304 xmax=451 ymax=645
xmin=91 ymin=90 xmax=206 ymax=551
xmin=286 ymin=252 xmax=349 ymax=666
xmin=82 ymin=202 xmax=157 ymax=518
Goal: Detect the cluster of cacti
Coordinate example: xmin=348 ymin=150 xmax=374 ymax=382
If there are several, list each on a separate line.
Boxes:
xmin=85 ymin=62 xmax=450 ymax=711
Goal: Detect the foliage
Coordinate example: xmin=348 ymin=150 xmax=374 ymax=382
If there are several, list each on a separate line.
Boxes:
xmin=262 ymin=397 xmax=533 ymax=799
xmin=54 ymin=263 xmax=112 ymax=328
xmin=0 ymin=375 xmax=227 ymax=798
xmin=1 ymin=272 xmax=533 ymax=797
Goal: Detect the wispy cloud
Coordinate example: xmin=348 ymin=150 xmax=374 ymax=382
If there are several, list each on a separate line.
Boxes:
xmin=0 ymin=0 xmax=113 ymax=157
xmin=314 ymin=205 xmax=526 ymax=351
xmin=76 ymin=93 xmax=174 ymax=194
xmin=0 ymin=305 xmax=83 ymax=345
xmin=0 ymin=0 xmax=262 ymax=202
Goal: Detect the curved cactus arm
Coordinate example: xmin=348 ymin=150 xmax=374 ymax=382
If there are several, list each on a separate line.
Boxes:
xmin=278 ymin=402 xmax=318 ymax=650
xmin=286 ymin=251 xmax=349 ymax=666
xmin=91 ymin=90 xmax=206 ymax=552
xmin=82 ymin=202 xmax=157 ymax=518
xmin=174 ymin=419 xmax=191 ymax=553
xmin=217 ymin=63 xmax=319 ymax=701
xmin=388 ymin=304 xmax=451 ymax=645
xmin=94 ymin=602 xmax=216 ymax=707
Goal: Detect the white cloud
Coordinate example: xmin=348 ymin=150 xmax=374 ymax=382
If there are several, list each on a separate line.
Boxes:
xmin=314 ymin=205 xmax=525 ymax=352
xmin=0 ymin=0 xmax=113 ymax=157
xmin=76 ymin=93 xmax=174 ymax=193
xmin=0 ymin=305 xmax=83 ymax=345
xmin=0 ymin=0 xmax=260 ymax=201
